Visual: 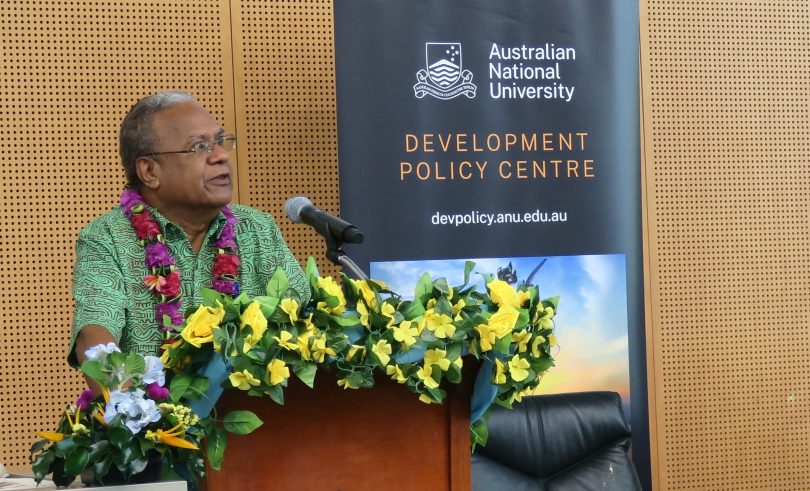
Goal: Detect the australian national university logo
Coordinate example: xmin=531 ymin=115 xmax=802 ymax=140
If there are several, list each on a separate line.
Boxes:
xmin=414 ymin=42 xmax=476 ymax=100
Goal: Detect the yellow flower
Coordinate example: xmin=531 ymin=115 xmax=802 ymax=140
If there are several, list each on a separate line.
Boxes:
xmin=453 ymin=357 xmax=463 ymax=369
xmin=549 ymin=334 xmax=557 ymax=347
xmin=160 ymin=338 xmax=183 ymax=366
xmin=494 ymin=359 xmax=507 ymax=384
xmin=267 ymin=359 xmax=290 ymax=386
xmin=67 ymin=406 xmax=82 ymax=426
xmin=424 ymin=348 xmax=450 ymax=371
xmin=316 ymin=276 xmax=347 ymax=314
xmin=452 ymin=298 xmax=465 ymax=316
xmin=297 ymin=330 xmax=315 ymax=361
xmin=337 ymin=378 xmax=358 ymax=389
xmin=356 ymin=301 xmax=370 ymax=328
xmin=71 ymin=423 xmax=89 ymax=435
xmin=475 ymin=323 xmax=496 ymax=352
xmin=391 ymin=320 xmax=418 ymax=348
xmin=381 ymin=302 xmax=396 ymax=327
xmin=37 ymin=431 xmax=64 ymax=442
xmin=145 ymin=423 xmax=199 ymax=450
xmin=386 ymin=365 xmax=407 ymax=383
xmin=229 ymin=369 xmax=261 ymax=391
xmin=536 ymin=306 xmax=555 ymax=329
xmin=280 ymin=298 xmax=299 ymax=322
xmin=347 ymin=344 xmax=367 ymax=362
xmin=311 ymin=335 xmax=336 ymax=363
xmin=240 ymin=301 xmax=268 ymax=351
xmin=416 ymin=365 xmax=439 ymax=389
xmin=508 ymin=355 xmax=531 ymax=382
xmin=487 ymin=306 xmax=519 ymax=338
xmin=424 ymin=310 xmax=456 ymax=338
xmin=302 ymin=313 xmax=317 ymax=333
xmin=531 ymin=335 xmax=546 ymax=358
xmin=509 ymin=386 xmax=535 ymax=405
xmin=419 ymin=393 xmax=437 ymax=404
xmin=159 ymin=403 xmax=199 ymax=427
xmin=487 ymin=279 xmax=530 ymax=308
xmin=180 ymin=302 xmax=225 ymax=347
xmin=92 ymin=398 xmax=108 ymax=427
xmin=372 ymin=339 xmax=392 ymax=366
xmin=353 ymin=279 xmax=378 ymax=308
xmin=414 ymin=317 xmax=426 ymax=335
xmin=274 ymin=330 xmax=299 ymax=351
xmin=512 ymin=329 xmax=531 ymax=353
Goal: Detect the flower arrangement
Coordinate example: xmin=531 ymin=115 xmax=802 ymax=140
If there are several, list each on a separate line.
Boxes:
xmin=29 ymin=343 xmax=259 ymax=487
xmin=33 ymin=259 xmax=558 ymax=486
xmin=162 ymin=258 xmax=558 ymax=453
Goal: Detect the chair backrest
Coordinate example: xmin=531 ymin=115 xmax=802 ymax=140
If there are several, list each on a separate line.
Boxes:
xmin=472 ymin=391 xmax=642 ymax=491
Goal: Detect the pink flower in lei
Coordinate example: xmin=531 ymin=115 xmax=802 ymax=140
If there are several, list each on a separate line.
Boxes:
xmin=119 ymin=187 xmax=240 ymax=340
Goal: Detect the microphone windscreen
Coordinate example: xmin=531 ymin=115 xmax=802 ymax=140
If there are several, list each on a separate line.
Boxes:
xmin=284 ymin=196 xmax=312 ymax=224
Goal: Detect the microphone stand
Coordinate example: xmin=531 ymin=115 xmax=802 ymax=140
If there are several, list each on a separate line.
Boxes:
xmin=323 ymin=231 xmax=369 ymax=280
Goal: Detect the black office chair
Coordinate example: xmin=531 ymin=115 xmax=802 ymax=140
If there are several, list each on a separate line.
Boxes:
xmin=472 ymin=391 xmax=642 ymax=491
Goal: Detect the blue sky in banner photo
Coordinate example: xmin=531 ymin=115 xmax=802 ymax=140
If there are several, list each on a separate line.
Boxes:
xmin=370 ymin=254 xmax=631 ymax=418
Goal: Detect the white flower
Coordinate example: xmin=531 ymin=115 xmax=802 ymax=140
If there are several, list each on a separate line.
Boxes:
xmin=84 ymin=342 xmax=120 ymax=361
xmin=104 ymin=389 xmax=161 ymax=435
xmin=142 ymin=356 xmax=166 ymax=386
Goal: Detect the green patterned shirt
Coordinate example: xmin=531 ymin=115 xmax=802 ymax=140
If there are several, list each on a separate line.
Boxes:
xmin=69 ymin=204 xmax=310 ymax=366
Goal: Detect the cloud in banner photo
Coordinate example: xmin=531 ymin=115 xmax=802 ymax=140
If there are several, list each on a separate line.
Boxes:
xmin=370 ymin=254 xmax=631 ymax=418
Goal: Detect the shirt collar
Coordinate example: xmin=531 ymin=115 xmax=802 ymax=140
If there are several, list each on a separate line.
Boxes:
xmin=148 ymin=207 xmax=229 ymax=242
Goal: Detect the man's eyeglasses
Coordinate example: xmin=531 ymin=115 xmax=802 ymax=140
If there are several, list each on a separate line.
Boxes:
xmin=144 ymin=134 xmax=237 ymax=158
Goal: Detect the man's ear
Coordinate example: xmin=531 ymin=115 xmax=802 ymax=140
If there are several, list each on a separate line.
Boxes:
xmin=135 ymin=156 xmax=159 ymax=189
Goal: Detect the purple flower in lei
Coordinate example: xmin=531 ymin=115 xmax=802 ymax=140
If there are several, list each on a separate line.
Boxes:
xmin=145 ymin=242 xmax=175 ymax=268
xmin=213 ymin=206 xmax=238 ymax=251
xmin=119 ymin=187 xmax=144 ymax=218
xmin=156 ymin=302 xmax=184 ymax=329
xmin=212 ymin=279 xmax=239 ymax=296
xmin=209 ymin=206 xmax=240 ymax=297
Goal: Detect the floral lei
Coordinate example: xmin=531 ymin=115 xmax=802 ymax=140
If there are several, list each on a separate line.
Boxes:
xmin=120 ymin=187 xmax=240 ymax=340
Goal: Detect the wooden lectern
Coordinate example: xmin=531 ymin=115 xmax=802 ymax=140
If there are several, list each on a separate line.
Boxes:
xmin=202 ymin=369 xmax=473 ymax=491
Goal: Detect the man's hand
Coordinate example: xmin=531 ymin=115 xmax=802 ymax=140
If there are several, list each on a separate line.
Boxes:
xmin=75 ymin=324 xmax=118 ymax=395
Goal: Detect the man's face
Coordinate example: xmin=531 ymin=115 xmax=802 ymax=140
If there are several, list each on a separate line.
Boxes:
xmin=148 ymin=101 xmax=233 ymax=214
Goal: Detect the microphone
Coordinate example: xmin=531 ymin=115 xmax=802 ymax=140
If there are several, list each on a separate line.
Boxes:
xmin=284 ymin=196 xmax=364 ymax=244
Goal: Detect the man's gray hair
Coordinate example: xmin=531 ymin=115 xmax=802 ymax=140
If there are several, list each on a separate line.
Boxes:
xmin=119 ymin=91 xmax=196 ymax=187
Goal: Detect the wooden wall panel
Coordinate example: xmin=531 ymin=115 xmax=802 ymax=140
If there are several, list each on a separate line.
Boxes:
xmin=230 ymin=0 xmax=340 ymax=278
xmin=0 ymin=0 xmax=237 ymax=468
xmin=641 ymin=1 xmax=810 ymax=489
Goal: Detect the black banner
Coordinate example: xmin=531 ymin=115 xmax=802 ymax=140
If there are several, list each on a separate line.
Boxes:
xmin=334 ymin=0 xmax=647 ymax=485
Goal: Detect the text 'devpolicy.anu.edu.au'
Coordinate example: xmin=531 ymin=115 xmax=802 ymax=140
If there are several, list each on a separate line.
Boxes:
xmin=430 ymin=209 xmax=568 ymax=227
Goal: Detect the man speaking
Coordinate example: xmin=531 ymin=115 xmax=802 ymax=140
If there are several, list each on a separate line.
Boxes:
xmin=68 ymin=91 xmax=310 ymax=368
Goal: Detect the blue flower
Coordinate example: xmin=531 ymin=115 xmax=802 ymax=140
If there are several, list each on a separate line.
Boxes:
xmin=104 ymin=389 xmax=161 ymax=435
xmin=142 ymin=356 xmax=165 ymax=386
xmin=83 ymin=342 xmax=120 ymax=361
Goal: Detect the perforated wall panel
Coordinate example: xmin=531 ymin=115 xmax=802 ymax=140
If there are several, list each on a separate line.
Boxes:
xmin=641 ymin=1 xmax=810 ymax=489
xmin=1 ymin=0 xmax=236 ymax=468
xmin=231 ymin=0 xmax=340 ymax=278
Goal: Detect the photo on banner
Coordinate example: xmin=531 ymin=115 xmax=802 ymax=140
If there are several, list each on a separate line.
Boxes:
xmin=370 ymin=254 xmax=631 ymax=419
